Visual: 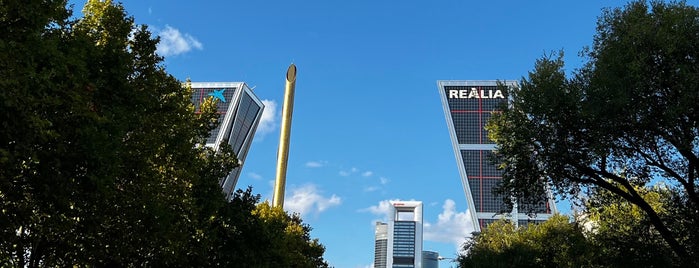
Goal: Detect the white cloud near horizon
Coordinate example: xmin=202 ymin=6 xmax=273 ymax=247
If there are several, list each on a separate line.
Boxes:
xmin=255 ymin=99 xmax=278 ymax=140
xmin=423 ymin=199 xmax=474 ymax=249
xmin=156 ymin=25 xmax=202 ymax=57
xmin=285 ymin=184 xmax=341 ymax=217
xmin=362 ymin=199 xmax=412 ymax=219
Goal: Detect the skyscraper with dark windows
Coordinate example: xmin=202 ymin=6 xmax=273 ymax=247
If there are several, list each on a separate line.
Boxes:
xmin=190 ymin=82 xmax=264 ymax=200
xmin=374 ymin=201 xmax=423 ymax=268
xmin=437 ymin=80 xmax=556 ymax=232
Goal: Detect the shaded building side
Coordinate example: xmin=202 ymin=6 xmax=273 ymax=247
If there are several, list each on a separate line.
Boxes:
xmin=190 ymin=82 xmax=264 ymax=200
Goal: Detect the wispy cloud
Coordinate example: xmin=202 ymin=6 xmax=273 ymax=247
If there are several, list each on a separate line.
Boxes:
xmin=285 ymin=184 xmax=341 ymax=217
xmin=339 ymin=167 xmax=359 ymax=177
xmin=363 ymin=186 xmax=379 ymax=192
xmin=423 ymin=199 xmax=474 ymax=249
xmin=362 ymin=171 xmax=373 ymax=177
xmin=156 ymin=25 xmax=202 ymax=57
xmin=361 ymin=199 xmax=402 ymax=219
xmin=248 ymin=172 xmax=263 ymax=180
xmin=255 ymin=99 xmax=278 ymax=140
xmin=379 ymin=177 xmax=389 ymax=185
xmin=305 ymin=160 xmax=327 ymax=168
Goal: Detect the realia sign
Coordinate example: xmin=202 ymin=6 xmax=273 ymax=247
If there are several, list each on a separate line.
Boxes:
xmin=448 ymin=88 xmax=505 ymax=99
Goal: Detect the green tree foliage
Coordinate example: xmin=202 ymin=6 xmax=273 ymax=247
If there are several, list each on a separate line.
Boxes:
xmin=0 ymin=0 xmax=235 ymax=265
xmin=252 ymin=202 xmax=329 ymax=268
xmin=486 ymin=1 xmax=699 ymax=264
xmin=209 ymin=188 xmax=329 ymax=268
xmin=459 ymin=187 xmax=680 ymax=268
xmin=581 ymin=185 xmax=677 ymax=267
xmin=0 ymin=0 xmax=328 ymax=267
xmin=457 ymin=215 xmax=594 ymax=268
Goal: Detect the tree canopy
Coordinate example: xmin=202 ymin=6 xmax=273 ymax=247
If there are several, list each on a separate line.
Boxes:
xmin=581 ymin=185 xmax=677 ymax=267
xmin=458 ymin=185 xmax=683 ymax=268
xmin=457 ymin=215 xmax=594 ymax=268
xmin=487 ymin=1 xmax=699 ymax=265
xmin=0 ymin=0 xmax=328 ymax=266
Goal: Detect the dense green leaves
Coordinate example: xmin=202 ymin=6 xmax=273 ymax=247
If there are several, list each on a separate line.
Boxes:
xmin=0 ymin=0 xmax=328 ymax=267
xmin=459 ymin=187 xmax=682 ymax=268
xmin=207 ymin=188 xmax=329 ymax=268
xmin=458 ymin=215 xmax=594 ymax=268
xmin=487 ymin=1 xmax=699 ymax=265
xmin=582 ymin=185 xmax=677 ymax=267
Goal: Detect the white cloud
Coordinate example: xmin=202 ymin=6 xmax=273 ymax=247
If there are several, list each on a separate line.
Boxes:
xmin=423 ymin=199 xmax=474 ymax=249
xmin=379 ymin=177 xmax=389 ymax=185
xmin=248 ymin=172 xmax=262 ymax=180
xmin=156 ymin=25 xmax=203 ymax=57
xmin=339 ymin=167 xmax=360 ymax=177
xmin=362 ymin=199 xmax=401 ymax=219
xmin=363 ymin=176 xmax=390 ymax=193
xmin=285 ymin=184 xmax=341 ymax=217
xmin=364 ymin=186 xmax=379 ymax=192
xmin=305 ymin=161 xmax=326 ymax=168
xmin=255 ymin=99 xmax=278 ymax=140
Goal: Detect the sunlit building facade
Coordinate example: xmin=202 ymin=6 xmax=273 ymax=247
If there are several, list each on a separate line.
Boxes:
xmin=190 ymin=82 xmax=264 ymax=200
xmin=374 ymin=222 xmax=389 ymax=268
xmin=374 ymin=201 xmax=424 ymax=268
xmin=437 ymin=80 xmax=556 ymax=232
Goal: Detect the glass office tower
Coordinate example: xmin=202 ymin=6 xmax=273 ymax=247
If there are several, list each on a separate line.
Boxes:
xmin=381 ymin=201 xmax=423 ymax=268
xmin=437 ymin=80 xmax=556 ymax=232
xmin=190 ymin=82 xmax=264 ymax=200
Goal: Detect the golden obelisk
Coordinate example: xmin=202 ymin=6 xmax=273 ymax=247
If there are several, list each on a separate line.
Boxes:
xmin=272 ymin=64 xmax=296 ymax=208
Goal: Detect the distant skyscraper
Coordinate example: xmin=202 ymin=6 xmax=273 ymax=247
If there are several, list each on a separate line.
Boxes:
xmin=374 ymin=222 xmax=388 ymax=268
xmin=421 ymin=251 xmax=439 ymax=268
xmin=437 ymin=80 xmax=557 ymax=232
xmin=190 ymin=82 xmax=264 ymax=200
xmin=374 ymin=201 xmax=424 ymax=268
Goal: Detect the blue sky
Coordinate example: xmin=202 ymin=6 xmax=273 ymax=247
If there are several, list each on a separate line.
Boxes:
xmin=71 ymin=1 xmax=697 ymax=267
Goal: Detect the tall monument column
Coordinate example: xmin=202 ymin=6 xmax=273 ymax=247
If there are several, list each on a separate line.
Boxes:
xmin=272 ymin=64 xmax=297 ymax=208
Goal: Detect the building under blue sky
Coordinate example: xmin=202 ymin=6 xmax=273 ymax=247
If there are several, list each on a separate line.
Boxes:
xmin=438 ymin=80 xmax=557 ymax=232
xmin=189 ymin=82 xmax=264 ymax=199
xmin=70 ymin=1 xmax=699 ymax=267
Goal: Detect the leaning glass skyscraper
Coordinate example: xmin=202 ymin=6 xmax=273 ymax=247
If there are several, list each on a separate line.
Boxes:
xmin=190 ymin=82 xmax=264 ymax=200
xmin=437 ymin=80 xmax=556 ymax=232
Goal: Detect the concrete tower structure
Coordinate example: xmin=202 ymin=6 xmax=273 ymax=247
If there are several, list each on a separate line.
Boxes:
xmin=386 ymin=201 xmax=424 ymax=268
xmin=374 ymin=222 xmax=389 ymax=268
